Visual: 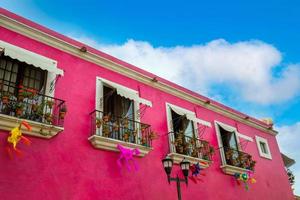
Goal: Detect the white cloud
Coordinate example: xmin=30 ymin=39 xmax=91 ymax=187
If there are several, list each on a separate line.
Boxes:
xmin=277 ymin=122 xmax=300 ymax=195
xmin=72 ymin=36 xmax=300 ymax=104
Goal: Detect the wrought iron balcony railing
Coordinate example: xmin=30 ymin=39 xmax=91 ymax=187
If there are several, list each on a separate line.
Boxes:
xmin=90 ymin=110 xmax=152 ymax=147
xmin=222 ymin=146 xmax=256 ymax=171
xmin=169 ymin=131 xmax=214 ymax=161
xmin=0 ymin=83 xmax=65 ymax=127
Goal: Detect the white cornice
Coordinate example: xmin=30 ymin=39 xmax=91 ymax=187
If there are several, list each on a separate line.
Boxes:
xmin=0 ymin=13 xmax=277 ymax=136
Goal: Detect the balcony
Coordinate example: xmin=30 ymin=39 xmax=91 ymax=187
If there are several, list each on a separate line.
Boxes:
xmin=168 ymin=131 xmax=214 ymax=168
xmin=88 ymin=110 xmax=153 ymax=157
xmin=0 ymin=84 xmax=65 ymax=138
xmin=220 ymin=146 xmax=256 ymax=175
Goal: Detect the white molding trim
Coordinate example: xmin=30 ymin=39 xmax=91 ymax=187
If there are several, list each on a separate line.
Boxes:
xmin=0 ymin=13 xmax=278 ymax=136
xmin=220 ymin=165 xmax=252 ymax=175
xmin=255 ymin=135 xmax=272 ymax=160
xmin=0 ymin=114 xmax=64 ymax=139
xmin=88 ymin=135 xmax=152 ymax=157
xmin=237 ymin=132 xmax=253 ymax=142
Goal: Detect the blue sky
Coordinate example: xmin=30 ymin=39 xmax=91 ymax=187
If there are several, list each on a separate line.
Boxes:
xmin=1 ymin=0 xmax=300 ymax=195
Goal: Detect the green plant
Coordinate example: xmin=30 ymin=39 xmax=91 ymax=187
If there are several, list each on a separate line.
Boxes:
xmin=15 ymin=103 xmax=24 ymax=116
xmin=1 ymin=91 xmax=10 ymax=104
xmin=44 ymin=112 xmax=53 ymax=123
xmin=96 ymin=117 xmax=102 ymax=128
xmin=46 ymin=100 xmax=55 ymax=108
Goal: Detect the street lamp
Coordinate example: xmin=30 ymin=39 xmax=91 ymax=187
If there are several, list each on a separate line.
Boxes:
xmin=162 ymin=156 xmax=190 ymax=200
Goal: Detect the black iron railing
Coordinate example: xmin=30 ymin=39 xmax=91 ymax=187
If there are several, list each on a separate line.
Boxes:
xmin=0 ymin=83 xmax=65 ymax=127
xmin=169 ymin=131 xmax=214 ymax=161
xmin=90 ymin=110 xmax=152 ymax=147
xmin=222 ymin=146 xmax=256 ymax=171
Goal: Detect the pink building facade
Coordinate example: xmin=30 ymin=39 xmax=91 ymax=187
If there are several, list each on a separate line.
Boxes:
xmin=0 ymin=8 xmax=294 ymax=200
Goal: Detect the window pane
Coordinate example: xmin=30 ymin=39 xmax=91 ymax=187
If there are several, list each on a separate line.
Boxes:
xmin=12 ymin=63 xmax=18 ymax=72
xmin=4 ymin=71 xmax=11 ymax=81
xmin=0 ymin=69 xmax=4 ymax=79
xmin=260 ymin=142 xmax=268 ymax=154
xmin=11 ymin=73 xmax=17 ymax=82
xmin=36 ymin=71 xmax=41 ymax=80
xmin=29 ymin=79 xmax=34 ymax=88
xmin=6 ymin=61 xmax=12 ymax=71
xmin=220 ymin=127 xmax=238 ymax=150
xmin=30 ymin=69 xmax=35 ymax=77
xmin=24 ymin=68 xmax=29 ymax=76
xmin=0 ymin=59 xmax=6 ymax=69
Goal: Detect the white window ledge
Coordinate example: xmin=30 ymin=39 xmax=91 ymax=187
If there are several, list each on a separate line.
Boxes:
xmin=167 ymin=152 xmax=211 ymax=169
xmin=220 ymin=164 xmax=252 ymax=175
xmin=0 ymin=114 xmax=64 ymax=138
xmin=88 ymin=134 xmax=152 ymax=157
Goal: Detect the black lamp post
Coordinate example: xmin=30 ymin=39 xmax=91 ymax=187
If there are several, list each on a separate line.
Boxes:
xmin=162 ymin=156 xmax=190 ymax=200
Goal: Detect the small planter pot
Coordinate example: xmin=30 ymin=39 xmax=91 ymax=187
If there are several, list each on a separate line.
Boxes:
xmin=2 ymin=96 xmax=9 ymax=104
xmin=32 ymin=104 xmax=38 ymax=112
xmin=59 ymin=111 xmax=66 ymax=119
xmin=17 ymin=95 xmax=24 ymax=101
xmin=16 ymin=108 xmax=23 ymax=116
xmin=46 ymin=100 xmax=54 ymax=108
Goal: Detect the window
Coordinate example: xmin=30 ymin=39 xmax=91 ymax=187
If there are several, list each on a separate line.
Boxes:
xmin=0 ymin=41 xmax=65 ymax=138
xmin=89 ymin=77 xmax=153 ymax=157
xmin=103 ymin=85 xmax=134 ymax=121
xmin=170 ymin=109 xmax=196 ymax=155
xmin=102 ymin=85 xmax=136 ymax=143
xmin=93 ymin=77 xmax=152 ymax=145
xmin=166 ymin=103 xmax=212 ymax=165
xmin=256 ymin=136 xmax=272 ymax=159
xmin=0 ymin=55 xmax=47 ymax=94
xmin=215 ymin=121 xmax=256 ymax=173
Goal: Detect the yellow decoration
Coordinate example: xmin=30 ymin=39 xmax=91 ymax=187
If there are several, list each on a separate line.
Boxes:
xmin=7 ymin=121 xmax=31 ymax=150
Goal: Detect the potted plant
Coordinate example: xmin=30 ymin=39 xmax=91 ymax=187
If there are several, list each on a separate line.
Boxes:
xmin=46 ymin=100 xmax=55 ymax=108
xmin=112 ymin=122 xmax=119 ymax=131
xmin=102 ymin=114 xmax=110 ymax=123
xmin=32 ymin=103 xmax=39 ymax=112
xmin=96 ymin=118 xmax=102 ymax=128
xmin=15 ymin=103 xmax=24 ymax=116
xmin=17 ymin=89 xmax=25 ymax=101
xmin=123 ymin=131 xmax=131 ymax=142
xmin=102 ymin=124 xmax=110 ymax=137
xmin=1 ymin=92 xmax=10 ymax=104
xmin=44 ymin=112 xmax=53 ymax=123
xmin=59 ymin=105 xmax=67 ymax=119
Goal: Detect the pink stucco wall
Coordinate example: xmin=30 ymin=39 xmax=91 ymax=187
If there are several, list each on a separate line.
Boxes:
xmin=0 ymin=9 xmax=294 ymax=200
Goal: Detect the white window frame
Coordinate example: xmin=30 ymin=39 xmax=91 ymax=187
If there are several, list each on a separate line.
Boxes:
xmin=214 ymin=121 xmax=242 ymax=166
xmin=95 ymin=77 xmax=152 ymax=140
xmin=166 ymin=103 xmax=211 ymax=153
xmin=255 ymin=136 xmax=272 ymax=160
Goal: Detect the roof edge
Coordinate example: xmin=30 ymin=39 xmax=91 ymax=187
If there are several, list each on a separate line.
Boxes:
xmin=0 ymin=7 xmax=278 ymax=135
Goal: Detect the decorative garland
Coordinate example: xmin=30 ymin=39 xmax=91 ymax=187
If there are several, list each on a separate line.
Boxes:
xmin=6 ymin=121 xmax=32 ymax=158
xmin=117 ymin=144 xmax=140 ymax=171
xmin=233 ymin=172 xmax=256 ymax=190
